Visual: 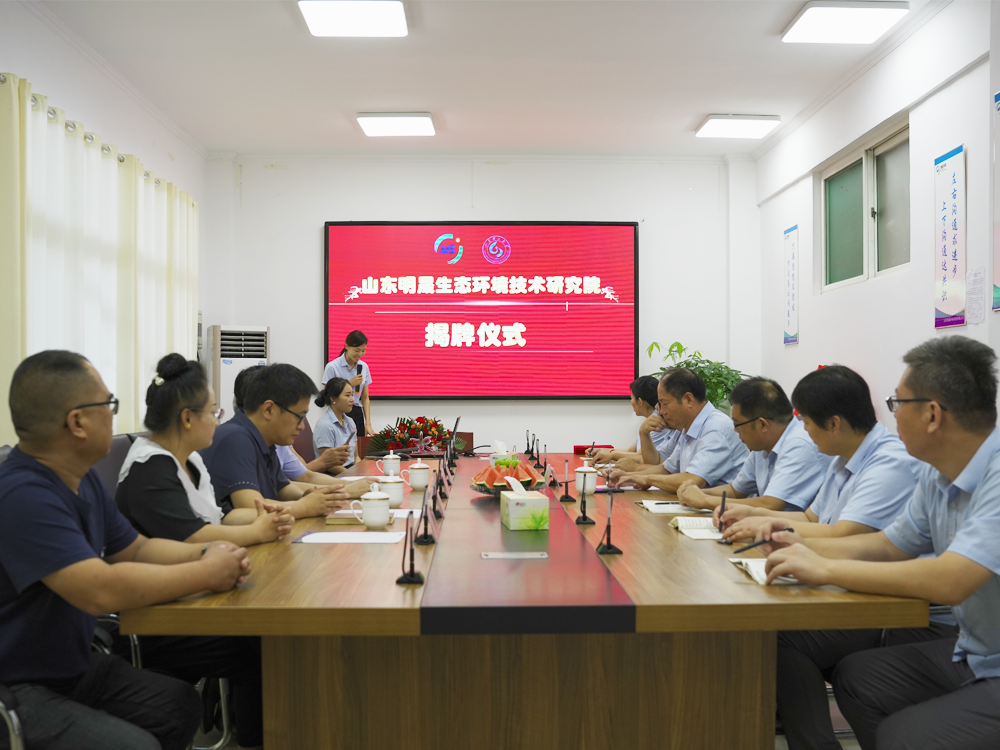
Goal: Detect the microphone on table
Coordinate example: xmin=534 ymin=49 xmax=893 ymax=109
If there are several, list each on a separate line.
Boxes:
xmin=437 ymin=466 xmax=449 ymax=501
xmin=559 ymin=459 xmax=575 ymax=503
xmin=395 ymin=514 xmax=425 ymax=585
xmin=596 ymin=470 xmax=623 ymax=555
xmin=532 ymin=436 xmax=544 ymax=470
xmin=575 ymin=469 xmax=596 ymax=525
xmin=414 ymin=479 xmax=436 ymax=545
xmin=525 ymin=431 xmax=532 ymax=460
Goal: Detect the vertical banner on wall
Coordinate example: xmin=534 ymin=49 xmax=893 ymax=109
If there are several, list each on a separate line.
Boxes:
xmin=783 ymin=225 xmax=799 ymax=345
xmin=993 ymin=93 xmax=1000 ymax=310
xmin=934 ymin=145 xmax=967 ymax=328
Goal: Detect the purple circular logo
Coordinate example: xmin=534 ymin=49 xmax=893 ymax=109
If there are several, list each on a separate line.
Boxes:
xmin=482 ymin=235 xmax=511 ymax=264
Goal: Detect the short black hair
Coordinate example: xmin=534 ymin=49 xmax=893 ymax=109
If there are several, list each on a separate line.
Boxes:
xmin=791 ymin=365 xmax=876 ymax=433
xmin=659 ymin=368 xmax=706 ymax=403
xmin=144 ymin=353 xmax=209 ymax=433
xmin=233 ymin=364 xmax=266 ymax=412
xmin=9 ymin=350 xmax=93 ymax=441
xmin=729 ymin=377 xmax=793 ymax=425
xmin=630 ymin=376 xmax=659 ymax=409
xmin=902 ymin=336 xmax=998 ymax=432
xmin=243 ymin=363 xmax=317 ymax=414
xmin=316 ymin=377 xmax=351 ymax=408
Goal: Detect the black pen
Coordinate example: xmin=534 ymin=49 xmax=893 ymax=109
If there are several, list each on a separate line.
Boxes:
xmin=718 ymin=490 xmax=727 ymax=533
xmin=733 ymin=529 xmax=794 ymax=554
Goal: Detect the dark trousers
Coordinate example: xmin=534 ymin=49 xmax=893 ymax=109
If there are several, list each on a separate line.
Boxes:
xmin=138 ymin=635 xmax=263 ymax=748
xmin=348 ymin=403 xmax=365 ymax=436
xmin=777 ymin=622 xmax=958 ymax=750
xmin=2 ymin=651 xmax=200 ymax=750
xmin=833 ymin=637 xmax=1000 ymax=750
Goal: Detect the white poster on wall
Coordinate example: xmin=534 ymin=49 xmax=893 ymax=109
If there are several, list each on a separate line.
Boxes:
xmin=934 ymin=145 xmax=966 ymax=328
xmin=784 ymin=225 xmax=799 ymax=345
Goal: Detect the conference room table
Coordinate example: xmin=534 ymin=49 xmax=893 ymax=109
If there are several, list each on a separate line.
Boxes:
xmin=120 ymin=453 xmax=928 ymax=750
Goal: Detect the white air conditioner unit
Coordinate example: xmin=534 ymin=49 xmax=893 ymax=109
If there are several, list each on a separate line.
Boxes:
xmin=202 ymin=325 xmax=270 ymax=422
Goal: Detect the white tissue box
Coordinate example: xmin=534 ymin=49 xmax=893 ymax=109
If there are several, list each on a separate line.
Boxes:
xmin=500 ymin=491 xmax=549 ymax=530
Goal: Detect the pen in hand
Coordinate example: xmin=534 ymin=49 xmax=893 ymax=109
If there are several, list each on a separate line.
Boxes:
xmin=732 ymin=529 xmax=794 ymax=554
xmin=718 ymin=490 xmax=727 ymax=533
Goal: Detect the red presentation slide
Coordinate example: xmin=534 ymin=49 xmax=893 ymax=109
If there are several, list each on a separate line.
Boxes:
xmin=325 ymin=222 xmax=637 ymax=398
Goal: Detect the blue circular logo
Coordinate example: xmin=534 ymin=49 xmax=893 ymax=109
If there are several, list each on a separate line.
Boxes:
xmin=434 ymin=234 xmax=464 ymax=264
xmin=482 ymin=235 xmax=511 ymax=264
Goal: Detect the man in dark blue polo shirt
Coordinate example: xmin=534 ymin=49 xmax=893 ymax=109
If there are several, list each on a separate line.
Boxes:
xmin=0 ymin=350 xmax=250 ymax=750
xmin=200 ymin=363 xmax=367 ymax=519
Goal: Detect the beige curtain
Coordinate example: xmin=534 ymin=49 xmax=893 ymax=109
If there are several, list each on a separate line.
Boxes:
xmin=0 ymin=72 xmax=199 ymax=444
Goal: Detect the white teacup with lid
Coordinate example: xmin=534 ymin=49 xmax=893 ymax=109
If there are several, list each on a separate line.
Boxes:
xmin=575 ymin=466 xmax=598 ymax=496
xmin=402 ymin=460 xmax=430 ymax=490
xmin=350 ymin=483 xmax=391 ymax=530
xmin=378 ymin=475 xmax=406 ymax=509
xmin=377 ymin=450 xmax=400 ymax=476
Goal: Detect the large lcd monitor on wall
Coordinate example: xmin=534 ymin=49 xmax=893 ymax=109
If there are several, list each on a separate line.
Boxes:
xmin=325 ymin=222 xmax=637 ymax=398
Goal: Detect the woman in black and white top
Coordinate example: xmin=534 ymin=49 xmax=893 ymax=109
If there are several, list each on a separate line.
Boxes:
xmin=116 ymin=354 xmax=293 ymax=546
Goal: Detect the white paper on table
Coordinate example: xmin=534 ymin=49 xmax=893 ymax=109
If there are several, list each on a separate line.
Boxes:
xmin=729 ymin=558 xmax=800 ymax=586
xmin=641 ymin=500 xmax=712 ymax=515
xmin=968 ymin=267 xmax=986 ymax=324
xmin=298 ymin=532 xmax=405 ymax=544
xmin=679 ymin=528 xmax=724 ymax=540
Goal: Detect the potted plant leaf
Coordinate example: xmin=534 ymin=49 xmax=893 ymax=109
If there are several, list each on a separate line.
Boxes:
xmin=645 ymin=341 xmax=746 ymax=414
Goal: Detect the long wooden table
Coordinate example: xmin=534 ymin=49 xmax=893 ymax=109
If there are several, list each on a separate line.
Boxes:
xmin=121 ymin=454 xmax=927 ymax=750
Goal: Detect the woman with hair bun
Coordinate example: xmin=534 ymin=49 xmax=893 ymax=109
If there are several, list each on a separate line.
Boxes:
xmin=116 ymin=353 xmax=294 ymax=546
xmin=321 ymin=330 xmax=374 ymax=437
xmin=114 ymin=352 xmax=273 ymax=750
xmin=312 ymin=377 xmax=357 ymax=475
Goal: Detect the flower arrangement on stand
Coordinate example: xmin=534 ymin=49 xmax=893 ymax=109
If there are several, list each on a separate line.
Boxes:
xmin=366 ymin=416 xmax=453 ymax=455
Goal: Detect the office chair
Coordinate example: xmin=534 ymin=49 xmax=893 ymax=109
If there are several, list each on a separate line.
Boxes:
xmin=91 ymin=615 xmax=233 ymax=750
xmin=0 ymin=684 xmax=25 ymax=750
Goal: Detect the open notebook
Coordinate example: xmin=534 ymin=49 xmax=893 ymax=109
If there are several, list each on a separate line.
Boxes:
xmin=668 ymin=516 xmax=722 ymax=540
xmin=729 ymin=558 xmax=800 ymax=586
xmin=640 ymin=500 xmax=712 ymax=515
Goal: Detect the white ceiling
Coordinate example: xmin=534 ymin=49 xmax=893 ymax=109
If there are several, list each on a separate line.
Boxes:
xmin=39 ymin=0 xmax=934 ymax=158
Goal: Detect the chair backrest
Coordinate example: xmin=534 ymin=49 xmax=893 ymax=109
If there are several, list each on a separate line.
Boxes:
xmin=92 ymin=434 xmax=134 ymax=497
xmin=0 ymin=445 xmax=11 ymax=465
xmin=127 ymin=431 xmax=150 ymax=443
xmin=292 ymin=418 xmax=315 ymax=463
xmin=356 ymin=435 xmax=371 ymax=459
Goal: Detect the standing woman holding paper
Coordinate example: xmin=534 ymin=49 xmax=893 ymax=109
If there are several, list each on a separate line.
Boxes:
xmin=322 ymin=330 xmax=374 ymax=436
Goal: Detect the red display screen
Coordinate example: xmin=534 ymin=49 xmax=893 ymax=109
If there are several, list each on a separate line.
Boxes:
xmin=325 ymin=222 xmax=637 ymax=398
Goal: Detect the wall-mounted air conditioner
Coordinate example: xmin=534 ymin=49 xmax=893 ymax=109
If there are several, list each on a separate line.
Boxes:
xmin=202 ymin=325 xmax=269 ymax=422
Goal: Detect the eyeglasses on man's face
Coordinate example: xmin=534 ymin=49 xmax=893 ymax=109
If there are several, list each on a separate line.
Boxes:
xmin=279 ymin=404 xmax=308 ymax=426
xmin=885 ymin=396 xmax=948 ymax=414
xmin=64 ymin=396 xmax=119 ymax=426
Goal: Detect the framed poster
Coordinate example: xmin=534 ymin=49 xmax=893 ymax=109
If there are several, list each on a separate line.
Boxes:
xmin=934 ymin=146 xmax=966 ymax=328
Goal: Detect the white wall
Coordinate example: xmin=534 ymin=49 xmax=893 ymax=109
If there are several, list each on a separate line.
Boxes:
xmin=0 ymin=1 xmax=205 ymax=197
xmin=758 ymin=50 xmax=993 ymax=427
xmin=200 ymin=156 xmax=739 ymax=451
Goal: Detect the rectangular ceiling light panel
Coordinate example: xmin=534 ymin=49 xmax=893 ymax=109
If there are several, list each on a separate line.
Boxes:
xmin=357 ymin=113 xmax=435 ymax=137
xmin=782 ymin=1 xmax=909 ymax=44
xmin=695 ymin=115 xmax=781 ymax=139
xmin=299 ymin=0 xmax=408 ymax=37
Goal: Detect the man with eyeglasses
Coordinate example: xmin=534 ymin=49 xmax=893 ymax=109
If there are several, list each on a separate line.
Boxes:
xmin=0 ymin=350 xmax=250 ymax=750
xmin=714 ymin=365 xmax=948 ymax=750
xmin=200 ymin=363 xmax=368 ymax=520
xmin=674 ymin=376 xmax=830 ymax=513
xmin=762 ymin=336 xmax=1000 ymax=750
xmin=609 ymin=368 xmax=749 ymax=493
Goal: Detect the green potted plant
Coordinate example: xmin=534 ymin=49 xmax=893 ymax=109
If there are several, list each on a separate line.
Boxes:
xmin=645 ymin=341 xmax=746 ymax=413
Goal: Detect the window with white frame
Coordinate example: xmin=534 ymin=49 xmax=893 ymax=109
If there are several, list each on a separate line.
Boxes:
xmin=822 ymin=128 xmax=909 ymax=289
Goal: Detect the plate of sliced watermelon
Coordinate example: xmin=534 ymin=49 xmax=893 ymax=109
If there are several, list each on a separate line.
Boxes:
xmin=471 ymin=458 xmax=546 ymax=498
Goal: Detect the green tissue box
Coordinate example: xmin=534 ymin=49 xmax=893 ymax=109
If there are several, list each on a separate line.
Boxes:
xmin=500 ymin=491 xmax=549 ymax=530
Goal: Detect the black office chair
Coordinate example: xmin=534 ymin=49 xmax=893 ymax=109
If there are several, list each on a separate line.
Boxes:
xmin=0 ymin=684 xmax=25 ymax=750
xmin=91 ymin=616 xmax=233 ymax=750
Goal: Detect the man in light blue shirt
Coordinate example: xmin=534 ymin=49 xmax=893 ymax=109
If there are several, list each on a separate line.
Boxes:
xmin=676 ymin=377 xmax=829 ymax=513
xmin=765 ymin=337 xmax=1000 ymax=750
xmin=719 ymin=366 xmax=939 ymax=750
xmin=610 ymin=368 xmax=748 ymax=493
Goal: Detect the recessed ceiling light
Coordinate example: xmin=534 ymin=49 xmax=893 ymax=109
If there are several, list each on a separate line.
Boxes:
xmin=357 ymin=113 xmax=435 ymax=137
xmin=782 ymin=1 xmax=909 ymax=44
xmin=299 ymin=1 xmax=407 ymax=37
xmin=695 ymin=115 xmax=781 ymax=139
